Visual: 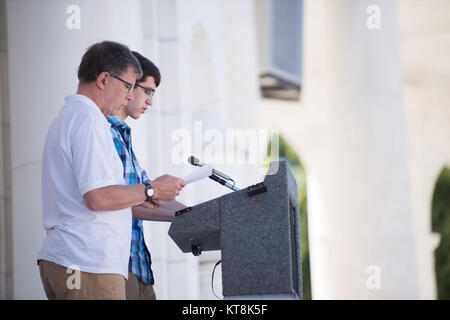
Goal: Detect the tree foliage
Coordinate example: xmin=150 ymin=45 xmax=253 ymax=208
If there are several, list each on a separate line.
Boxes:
xmin=432 ymin=166 xmax=450 ymax=300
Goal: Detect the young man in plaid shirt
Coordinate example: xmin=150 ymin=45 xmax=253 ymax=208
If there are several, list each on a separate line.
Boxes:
xmin=108 ymin=51 xmax=175 ymax=299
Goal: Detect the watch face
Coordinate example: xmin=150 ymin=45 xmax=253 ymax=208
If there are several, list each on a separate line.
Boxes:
xmin=146 ymin=187 xmax=154 ymax=197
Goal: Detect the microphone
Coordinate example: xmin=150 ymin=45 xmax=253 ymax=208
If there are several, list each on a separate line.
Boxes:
xmin=187 ymin=156 xmax=240 ymax=191
xmin=188 ymin=156 xmax=232 ymax=181
xmin=188 ymin=156 xmax=203 ymax=167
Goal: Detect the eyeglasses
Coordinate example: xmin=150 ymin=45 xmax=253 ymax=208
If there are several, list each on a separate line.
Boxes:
xmin=110 ymin=74 xmax=135 ymax=94
xmin=135 ymin=83 xmax=155 ymax=97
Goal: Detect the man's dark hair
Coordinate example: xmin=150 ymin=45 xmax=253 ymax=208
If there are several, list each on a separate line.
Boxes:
xmin=78 ymin=41 xmax=143 ymax=84
xmin=131 ymin=51 xmax=161 ymax=87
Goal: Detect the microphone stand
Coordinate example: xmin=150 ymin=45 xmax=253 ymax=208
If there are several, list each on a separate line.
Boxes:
xmin=208 ymin=174 xmax=240 ymax=191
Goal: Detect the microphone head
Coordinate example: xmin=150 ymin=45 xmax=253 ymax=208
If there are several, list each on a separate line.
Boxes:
xmin=188 ymin=156 xmax=203 ymax=167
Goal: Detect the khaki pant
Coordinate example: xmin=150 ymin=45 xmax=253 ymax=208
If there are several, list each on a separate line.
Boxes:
xmin=38 ymin=260 xmax=126 ymax=300
xmin=125 ymin=272 xmax=156 ymax=300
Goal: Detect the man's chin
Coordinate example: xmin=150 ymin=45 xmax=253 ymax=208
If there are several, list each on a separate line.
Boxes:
xmin=110 ymin=106 xmax=125 ymax=116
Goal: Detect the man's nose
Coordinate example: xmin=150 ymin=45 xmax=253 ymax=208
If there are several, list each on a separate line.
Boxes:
xmin=126 ymin=90 xmax=135 ymax=101
xmin=146 ymin=95 xmax=153 ymax=106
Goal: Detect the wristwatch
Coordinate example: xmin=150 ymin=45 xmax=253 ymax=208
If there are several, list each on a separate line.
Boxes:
xmin=144 ymin=182 xmax=154 ymax=201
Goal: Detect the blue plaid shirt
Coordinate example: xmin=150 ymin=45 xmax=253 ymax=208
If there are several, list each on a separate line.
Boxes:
xmin=107 ymin=116 xmax=154 ymax=286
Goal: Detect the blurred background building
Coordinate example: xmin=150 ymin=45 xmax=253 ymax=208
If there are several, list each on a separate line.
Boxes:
xmin=0 ymin=0 xmax=449 ymax=299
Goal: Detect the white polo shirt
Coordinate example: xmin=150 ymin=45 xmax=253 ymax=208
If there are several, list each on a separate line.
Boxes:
xmin=37 ymin=94 xmax=131 ymax=278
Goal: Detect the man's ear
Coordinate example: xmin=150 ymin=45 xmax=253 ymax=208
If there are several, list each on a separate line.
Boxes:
xmin=96 ymin=72 xmax=109 ymax=90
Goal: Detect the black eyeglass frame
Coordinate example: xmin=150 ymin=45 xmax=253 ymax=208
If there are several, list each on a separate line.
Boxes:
xmin=135 ymin=83 xmax=156 ymax=97
xmin=110 ymin=74 xmax=135 ymax=93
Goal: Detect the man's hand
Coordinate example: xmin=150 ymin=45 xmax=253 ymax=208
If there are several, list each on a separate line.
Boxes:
xmin=149 ymin=175 xmax=186 ymax=201
xmin=141 ymin=198 xmax=164 ymax=209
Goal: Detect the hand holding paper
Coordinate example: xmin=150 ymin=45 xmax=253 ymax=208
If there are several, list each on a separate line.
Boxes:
xmin=149 ymin=174 xmax=185 ymax=201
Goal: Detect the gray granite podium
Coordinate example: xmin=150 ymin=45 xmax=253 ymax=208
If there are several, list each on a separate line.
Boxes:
xmin=168 ymin=160 xmax=302 ymax=299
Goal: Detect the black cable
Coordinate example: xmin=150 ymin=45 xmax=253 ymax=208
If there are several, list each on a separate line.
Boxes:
xmin=211 ymin=260 xmax=222 ymax=300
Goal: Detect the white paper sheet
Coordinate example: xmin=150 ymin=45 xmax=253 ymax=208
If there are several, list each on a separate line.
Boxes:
xmin=183 ymin=164 xmax=213 ymax=184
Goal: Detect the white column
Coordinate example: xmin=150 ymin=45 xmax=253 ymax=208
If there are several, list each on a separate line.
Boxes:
xmin=0 ymin=0 xmax=13 ymax=300
xmin=221 ymin=0 xmax=263 ymax=184
xmin=397 ymin=0 xmax=450 ymax=299
xmin=302 ymin=0 xmax=419 ymax=299
xmin=137 ymin=0 xmax=200 ymax=300
xmin=6 ymin=0 xmax=143 ymax=299
xmin=133 ymin=0 xmax=174 ymax=300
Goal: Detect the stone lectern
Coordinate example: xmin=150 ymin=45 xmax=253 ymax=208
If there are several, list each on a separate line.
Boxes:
xmin=168 ymin=160 xmax=302 ymax=299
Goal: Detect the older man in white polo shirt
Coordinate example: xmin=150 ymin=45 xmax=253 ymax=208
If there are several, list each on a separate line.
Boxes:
xmin=37 ymin=41 xmax=185 ymax=300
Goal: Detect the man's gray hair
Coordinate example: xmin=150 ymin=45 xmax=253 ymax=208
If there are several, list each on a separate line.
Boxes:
xmin=77 ymin=41 xmax=143 ymax=83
